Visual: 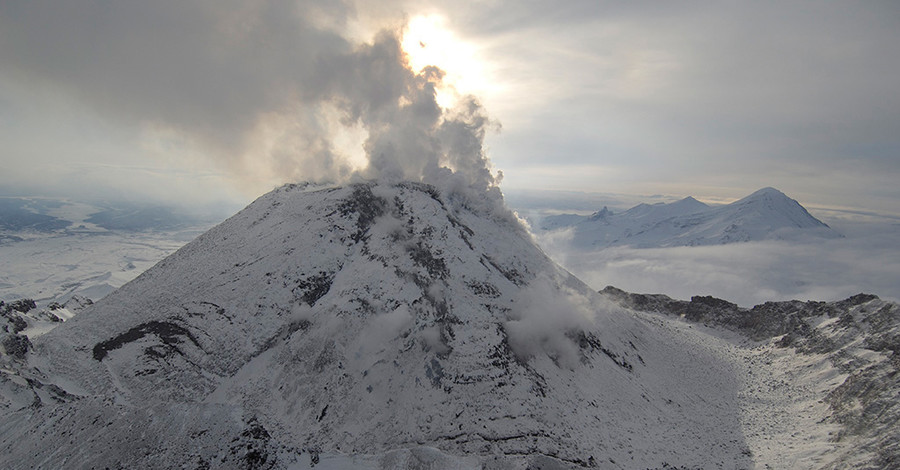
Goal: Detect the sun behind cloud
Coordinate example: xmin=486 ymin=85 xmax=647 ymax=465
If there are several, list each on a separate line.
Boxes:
xmin=401 ymin=14 xmax=487 ymax=108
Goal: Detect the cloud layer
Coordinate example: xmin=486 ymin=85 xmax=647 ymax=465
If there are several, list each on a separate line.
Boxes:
xmin=537 ymin=219 xmax=900 ymax=307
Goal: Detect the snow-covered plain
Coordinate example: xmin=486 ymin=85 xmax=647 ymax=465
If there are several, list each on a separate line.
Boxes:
xmin=0 ymin=196 xmax=219 ymax=305
xmin=0 ymin=230 xmax=203 ymax=304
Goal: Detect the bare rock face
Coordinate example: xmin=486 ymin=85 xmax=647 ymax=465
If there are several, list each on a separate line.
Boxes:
xmin=1 ymin=334 xmax=31 ymax=359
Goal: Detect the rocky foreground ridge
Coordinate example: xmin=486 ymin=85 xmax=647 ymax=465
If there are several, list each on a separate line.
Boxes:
xmin=602 ymin=286 xmax=900 ymax=469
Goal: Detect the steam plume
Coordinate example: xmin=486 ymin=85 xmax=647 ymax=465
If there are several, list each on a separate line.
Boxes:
xmin=0 ymin=0 xmax=501 ymax=201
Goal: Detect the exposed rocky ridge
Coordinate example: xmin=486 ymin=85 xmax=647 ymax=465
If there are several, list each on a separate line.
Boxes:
xmin=0 ymin=295 xmax=90 ymax=412
xmin=0 ymin=182 xmax=757 ymax=469
xmin=602 ymin=286 xmax=900 ymax=469
xmin=1 ymin=295 xmax=88 ymax=359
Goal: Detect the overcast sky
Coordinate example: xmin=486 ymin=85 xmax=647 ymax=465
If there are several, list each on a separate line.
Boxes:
xmin=2 ymin=1 xmax=899 ymax=216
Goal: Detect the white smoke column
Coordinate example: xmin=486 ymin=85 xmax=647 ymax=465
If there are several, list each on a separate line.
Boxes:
xmin=326 ymin=30 xmax=503 ymax=210
xmin=0 ymin=0 xmax=503 ymax=205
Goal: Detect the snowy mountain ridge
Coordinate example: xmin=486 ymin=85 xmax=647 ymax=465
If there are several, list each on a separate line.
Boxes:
xmin=539 ymin=187 xmax=841 ymax=249
xmin=0 ymin=180 xmax=760 ymax=469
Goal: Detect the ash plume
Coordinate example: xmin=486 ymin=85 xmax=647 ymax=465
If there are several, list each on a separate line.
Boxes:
xmin=0 ymin=0 xmax=501 ymax=202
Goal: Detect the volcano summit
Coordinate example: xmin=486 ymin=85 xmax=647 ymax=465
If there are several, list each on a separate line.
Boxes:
xmin=0 ymin=181 xmax=763 ymax=469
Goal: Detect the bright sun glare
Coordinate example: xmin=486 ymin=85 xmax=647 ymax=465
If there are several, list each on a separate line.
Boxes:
xmin=401 ymin=15 xmax=487 ymax=108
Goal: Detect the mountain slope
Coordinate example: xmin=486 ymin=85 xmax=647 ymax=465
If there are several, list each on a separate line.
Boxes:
xmin=541 ymin=187 xmax=840 ymax=249
xmin=0 ymin=181 xmax=754 ymax=469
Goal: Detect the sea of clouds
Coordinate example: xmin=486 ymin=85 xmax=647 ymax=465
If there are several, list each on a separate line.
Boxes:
xmin=532 ymin=214 xmax=900 ymax=307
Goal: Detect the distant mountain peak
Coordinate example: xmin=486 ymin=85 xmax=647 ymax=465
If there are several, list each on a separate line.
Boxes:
xmin=588 ymin=205 xmax=612 ymax=220
xmin=747 ymin=186 xmax=785 ymax=197
xmin=736 ymin=187 xmax=794 ymax=205
xmin=537 ymin=187 xmax=839 ymax=248
xmin=671 ymin=195 xmax=708 ymax=210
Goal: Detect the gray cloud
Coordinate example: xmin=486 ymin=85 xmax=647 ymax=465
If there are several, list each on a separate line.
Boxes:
xmin=0 ymin=0 xmax=500 ymax=205
xmin=2 ymin=1 xmax=341 ymax=147
xmin=438 ymin=1 xmax=900 ymax=212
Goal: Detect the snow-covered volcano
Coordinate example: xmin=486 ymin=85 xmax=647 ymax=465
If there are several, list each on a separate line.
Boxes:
xmin=540 ymin=187 xmax=841 ymax=249
xmin=0 ymin=181 xmax=755 ymax=469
